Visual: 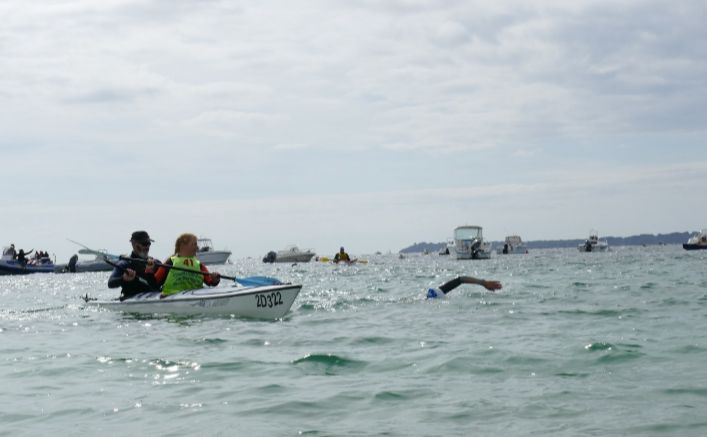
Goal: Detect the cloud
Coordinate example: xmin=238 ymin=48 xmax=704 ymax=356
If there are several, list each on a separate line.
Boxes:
xmin=511 ymin=148 xmax=539 ymax=158
xmin=62 ymin=87 xmax=160 ymax=104
xmin=3 ymin=0 xmax=706 ymax=156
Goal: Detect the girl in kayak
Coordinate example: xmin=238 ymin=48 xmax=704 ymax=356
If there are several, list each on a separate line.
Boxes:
xmin=156 ymin=233 xmax=220 ymax=297
xmin=426 ymin=276 xmax=502 ymax=298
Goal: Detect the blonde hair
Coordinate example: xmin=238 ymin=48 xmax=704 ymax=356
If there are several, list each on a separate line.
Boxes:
xmin=174 ymin=233 xmax=197 ymax=255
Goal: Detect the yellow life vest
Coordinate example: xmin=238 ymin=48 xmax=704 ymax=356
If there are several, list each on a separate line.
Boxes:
xmin=162 ymin=256 xmax=204 ymax=296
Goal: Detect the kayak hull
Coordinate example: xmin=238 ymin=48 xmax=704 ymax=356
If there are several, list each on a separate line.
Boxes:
xmin=87 ymin=283 xmax=301 ymax=319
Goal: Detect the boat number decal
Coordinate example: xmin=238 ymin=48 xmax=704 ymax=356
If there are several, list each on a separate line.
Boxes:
xmin=256 ymin=292 xmax=283 ymax=308
xmin=196 ymin=299 xmax=225 ymax=308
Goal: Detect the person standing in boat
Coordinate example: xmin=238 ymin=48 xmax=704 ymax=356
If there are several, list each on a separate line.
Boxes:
xmin=16 ymin=249 xmax=33 ymax=266
xmin=584 ymin=240 xmax=592 ymax=252
xmin=108 ymin=231 xmax=161 ymax=301
xmin=333 ymin=247 xmax=351 ymax=263
xmin=2 ymin=244 xmax=16 ymax=258
xmin=155 ymin=233 xmax=220 ymax=298
xmin=426 ymin=276 xmax=502 ymax=299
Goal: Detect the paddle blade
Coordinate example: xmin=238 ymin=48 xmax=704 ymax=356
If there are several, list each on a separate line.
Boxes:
xmin=235 ymin=276 xmax=283 ymax=286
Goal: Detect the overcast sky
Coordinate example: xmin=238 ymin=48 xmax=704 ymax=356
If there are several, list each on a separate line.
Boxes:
xmin=2 ymin=0 xmax=706 ymax=261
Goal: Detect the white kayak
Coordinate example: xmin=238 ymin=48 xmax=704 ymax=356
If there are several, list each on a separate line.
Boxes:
xmin=87 ymin=283 xmax=301 ymax=319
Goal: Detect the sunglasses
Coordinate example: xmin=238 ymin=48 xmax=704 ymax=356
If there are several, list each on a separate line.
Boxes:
xmin=135 ymin=242 xmax=151 ymax=248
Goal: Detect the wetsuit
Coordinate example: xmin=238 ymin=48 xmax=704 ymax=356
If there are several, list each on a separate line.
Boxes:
xmin=107 ymin=251 xmax=160 ymax=300
xmin=426 ymin=276 xmax=467 ymax=299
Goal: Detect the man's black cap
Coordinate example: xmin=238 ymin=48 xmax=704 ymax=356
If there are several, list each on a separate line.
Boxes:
xmin=130 ymin=231 xmax=154 ymax=244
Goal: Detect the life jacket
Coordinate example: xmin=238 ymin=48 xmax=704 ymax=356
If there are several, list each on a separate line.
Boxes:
xmin=161 ymin=256 xmax=204 ymax=296
xmin=335 ymin=252 xmax=350 ymax=262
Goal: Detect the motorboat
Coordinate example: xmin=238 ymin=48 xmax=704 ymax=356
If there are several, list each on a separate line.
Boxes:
xmin=85 ymin=282 xmax=301 ymax=319
xmin=578 ymin=231 xmax=609 ymax=252
xmin=1 ymin=248 xmax=56 ymax=275
xmin=451 ymin=226 xmax=492 ymax=260
xmin=438 ymin=238 xmax=453 ymax=255
xmin=55 ymin=249 xmax=118 ymax=273
xmin=497 ymin=235 xmax=528 ymax=255
xmin=263 ymin=245 xmax=316 ymax=263
xmin=683 ymin=229 xmax=707 ymax=250
xmin=195 ymin=237 xmax=232 ymax=265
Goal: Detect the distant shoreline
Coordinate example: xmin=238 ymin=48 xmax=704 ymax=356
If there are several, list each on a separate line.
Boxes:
xmin=400 ymin=231 xmax=693 ymax=253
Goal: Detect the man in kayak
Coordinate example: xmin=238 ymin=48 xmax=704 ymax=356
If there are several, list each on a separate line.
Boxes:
xmin=333 ymin=247 xmax=351 ymax=263
xmin=155 ymin=233 xmax=220 ymax=298
xmin=108 ymin=230 xmax=161 ymax=301
xmin=426 ymin=276 xmax=502 ymax=299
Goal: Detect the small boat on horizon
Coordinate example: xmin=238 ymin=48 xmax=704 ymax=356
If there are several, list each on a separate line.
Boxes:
xmin=262 ymin=245 xmax=316 ymax=263
xmin=497 ymin=235 xmax=529 ymax=255
xmin=450 ymin=225 xmax=492 ymax=260
xmin=55 ymin=249 xmax=117 ymax=273
xmin=195 ymin=237 xmax=232 ymax=265
xmin=439 ymin=238 xmax=453 ymax=255
xmin=683 ymin=229 xmax=707 ymax=250
xmin=578 ymin=231 xmax=609 ymax=252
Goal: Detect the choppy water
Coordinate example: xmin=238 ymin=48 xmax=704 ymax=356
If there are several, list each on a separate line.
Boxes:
xmin=2 ymin=246 xmax=707 ymax=436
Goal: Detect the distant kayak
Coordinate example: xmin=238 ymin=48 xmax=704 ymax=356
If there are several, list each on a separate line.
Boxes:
xmin=317 ymin=257 xmax=367 ymax=265
xmin=85 ymin=283 xmax=301 ymax=319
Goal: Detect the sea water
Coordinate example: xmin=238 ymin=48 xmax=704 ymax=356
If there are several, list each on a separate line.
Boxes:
xmin=1 ymin=246 xmax=707 ymax=436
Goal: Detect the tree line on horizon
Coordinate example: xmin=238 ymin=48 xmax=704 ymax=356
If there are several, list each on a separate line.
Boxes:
xmin=399 ymin=232 xmax=693 ymax=253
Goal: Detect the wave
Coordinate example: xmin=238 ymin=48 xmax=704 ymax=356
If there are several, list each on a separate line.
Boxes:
xmin=292 ymin=353 xmax=368 ymax=375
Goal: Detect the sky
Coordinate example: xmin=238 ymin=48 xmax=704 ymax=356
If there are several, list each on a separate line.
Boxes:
xmin=2 ymin=0 xmax=707 ymax=262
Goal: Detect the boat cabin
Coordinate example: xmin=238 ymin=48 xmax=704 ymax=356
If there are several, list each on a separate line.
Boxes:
xmin=454 ymin=226 xmax=483 ymax=242
xmin=198 ymin=238 xmax=214 ymax=252
xmin=505 ymin=235 xmax=523 ymax=245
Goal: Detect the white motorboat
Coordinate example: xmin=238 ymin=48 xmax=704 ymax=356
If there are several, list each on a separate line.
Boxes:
xmin=451 ymin=226 xmax=492 ymax=260
xmin=438 ymin=238 xmax=453 ymax=255
xmin=55 ymin=249 xmax=118 ymax=273
xmin=683 ymin=229 xmax=707 ymax=250
xmin=578 ymin=231 xmax=609 ymax=252
xmin=263 ymin=245 xmax=316 ymax=263
xmin=497 ymin=235 xmax=528 ymax=255
xmin=86 ymin=282 xmax=301 ymax=319
xmin=195 ymin=238 xmax=231 ymax=265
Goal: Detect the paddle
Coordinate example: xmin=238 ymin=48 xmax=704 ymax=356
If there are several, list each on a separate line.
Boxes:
xmin=68 ymin=239 xmax=121 ymax=261
xmin=119 ymin=256 xmax=283 ymax=286
xmin=69 ymin=239 xmax=282 ymax=286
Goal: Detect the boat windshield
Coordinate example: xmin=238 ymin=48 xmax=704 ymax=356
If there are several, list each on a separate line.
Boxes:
xmin=197 ymin=239 xmax=214 ymax=251
xmin=455 ymin=227 xmax=481 ymax=240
